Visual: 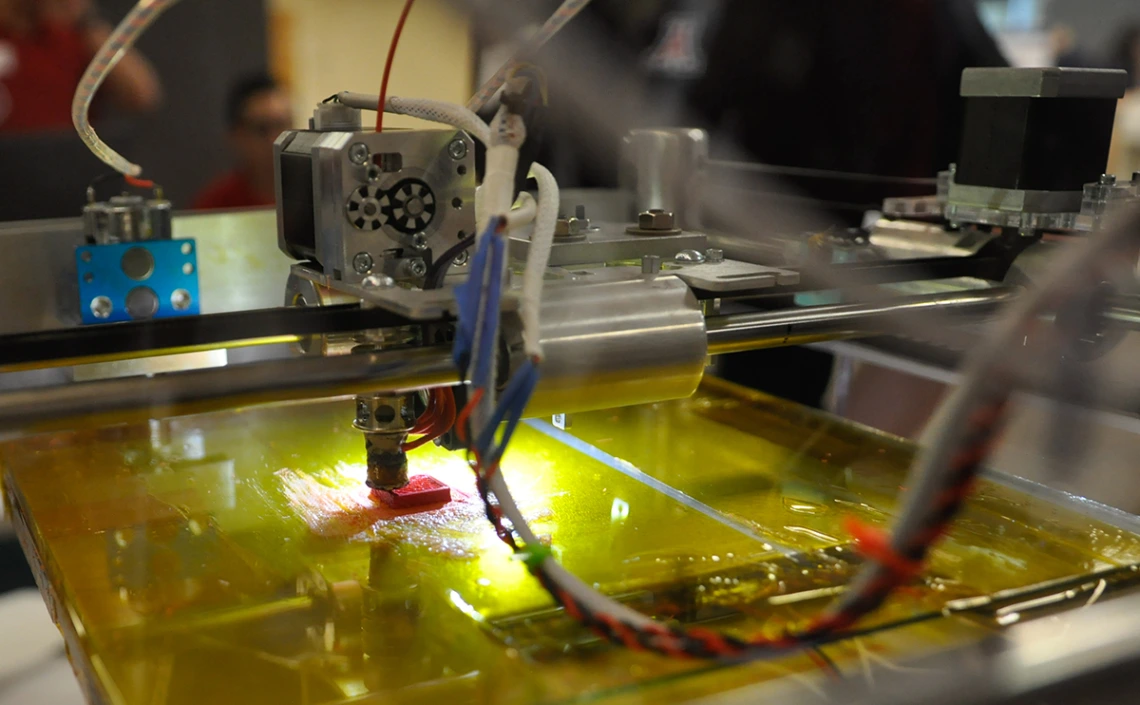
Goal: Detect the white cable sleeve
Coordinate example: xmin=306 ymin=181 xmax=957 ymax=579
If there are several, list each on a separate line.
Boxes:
xmin=335 ymin=92 xmax=493 ymax=146
xmin=475 ymin=184 xmax=487 ymax=236
xmin=479 ymin=106 xmax=523 ymax=238
xmin=386 ymin=96 xmax=491 ymax=145
xmin=72 ymin=0 xmax=180 ymax=176
xmin=467 ymin=0 xmax=594 ymax=112
xmin=520 ymin=164 xmax=558 ymax=359
xmin=506 ymin=191 xmax=537 ymax=231
xmin=468 ymin=107 xmax=524 ymax=435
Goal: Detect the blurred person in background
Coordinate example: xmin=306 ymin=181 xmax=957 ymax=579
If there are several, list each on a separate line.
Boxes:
xmin=0 ymin=0 xmax=160 ymax=133
xmin=1049 ymin=24 xmax=1097 ymax=68
xmin=1110 ymin=25 xmax=1140 ymax=83
xmin=526 ymin=0 xmax=1004 ymax=213
xmin=516 ymin=0 xmax=1004 ymax=429
xmin=193 ymin=74 xmax=293 ymax=210
xmin=1108 ymin=26 xmax=1140 ymax=179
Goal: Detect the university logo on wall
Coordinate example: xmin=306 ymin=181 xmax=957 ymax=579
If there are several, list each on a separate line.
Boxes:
xmin=644 ymin=13 xmax=707 ymax=79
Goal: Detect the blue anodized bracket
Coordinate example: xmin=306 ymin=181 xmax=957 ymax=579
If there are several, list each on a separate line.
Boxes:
xmin=76 ymin=239 xmax=201 ymax=325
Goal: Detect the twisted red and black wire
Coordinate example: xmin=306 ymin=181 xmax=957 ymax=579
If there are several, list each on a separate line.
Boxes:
xmin=466 ymin=389 xmax=1012 ymax=660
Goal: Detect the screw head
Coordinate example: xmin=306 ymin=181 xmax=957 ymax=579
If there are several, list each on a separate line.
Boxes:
xmin=454 ymin=250 xmax=470 ymax=266
xmin=362 ymin=274 xmax=395 ymax=289
xmin=448 ymin=139 xmax=468 ymax=161
xmin=641 ymin=254 xmax=662 ymax=275
xmin=171 ymin=288 xmax=192 ymax=311
xmin=1099 ymin=173 xmax=1117 ymax=186
xmin=411 ymin=232 xmax=429 ymax=250
xmin=705 ymin=248 xmax=725 ymax=264
xmin=90 ymin=296 xmax=113 ymax=319
xmin=408 ymin=259 xmax=427 ymax=277
xmin=638 ymin=209 xmax=676 ymax=231
xmin=352 ymin=252 xmax=374 ymax=274
xmin=674 ymin=249 xmax=706 ymax=264
xmin=355 ymin=399 xmax=370 ymax=424
xmin=349 ymin=143 xmax=371 ymax=166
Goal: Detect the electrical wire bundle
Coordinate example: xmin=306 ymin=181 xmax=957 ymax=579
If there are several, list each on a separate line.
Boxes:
xmin=456 ymin=207 xmax=1139 ymax=665
xmin=453 ymin=219 xmax=507 ymax=388
xmin=452 ymin=217 xmax=541 ymax=552
xmin=402 ymin=388 xmax=456 ymax=452
xmin=443 ymin=8 xmax=1140 ymax=657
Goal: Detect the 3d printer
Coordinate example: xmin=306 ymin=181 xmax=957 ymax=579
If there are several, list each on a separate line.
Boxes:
xmin=3 ymin=2 xmax=1140 ymax=704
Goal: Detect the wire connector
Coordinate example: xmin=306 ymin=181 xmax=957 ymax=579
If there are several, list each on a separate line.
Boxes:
xmin=516 ymin=542 xmax=553 ymax=572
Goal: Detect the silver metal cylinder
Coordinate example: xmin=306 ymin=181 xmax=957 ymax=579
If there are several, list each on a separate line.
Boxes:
xmin=83 ymin=195 xmax=173 ymax=245
xmin=706 ymin=287 xmax=1019 ymax=356
xmin=521 ymin=277 xmax=708 ymax=417
xmin=620 ymin=128 xmax=708 ymax=229
xmin=1106 ymin=303 xmax=1140 ymax=332
xmin=285 ymin=271 xmax=372 ymax=357
xmin=0 ymin=347 xmax=457 ymax=432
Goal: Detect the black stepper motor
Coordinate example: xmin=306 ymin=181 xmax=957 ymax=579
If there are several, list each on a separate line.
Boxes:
xmin=956 ymin=68 xmax=1130 ymax=194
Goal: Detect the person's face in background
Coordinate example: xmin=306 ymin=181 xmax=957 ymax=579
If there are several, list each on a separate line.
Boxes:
xmin=229 ymin=88 xmax=293 ymax=178
xmin=36 ymin=0 xmax=90 ymax=25
xmin=0 ymin=0 xmax=89 ymax=29
xmin=1131 ymin=36 xmax=1140 ymax=80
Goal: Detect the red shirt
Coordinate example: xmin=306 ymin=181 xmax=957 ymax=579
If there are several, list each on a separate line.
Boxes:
xmin=193 ymin=171 xmax=275 ymax=210
xmin=0 ymin=24 xmax=91 ymax=133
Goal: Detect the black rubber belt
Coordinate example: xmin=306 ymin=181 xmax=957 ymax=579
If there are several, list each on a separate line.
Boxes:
xmin=0 ymin=305 xmax=433 ymax=366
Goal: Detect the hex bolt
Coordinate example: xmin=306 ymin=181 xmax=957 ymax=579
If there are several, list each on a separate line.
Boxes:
xmin=353 ymin=252 xmax=374 ymax=274
xmin=349 ymin=143 xmax=371 ymax=166
xmin=448 ymin=138 xmax=468 ymax=160
xmin=641 ymin=254 xmax=662 ymax=275
xmin=554 ymin=218 xmax=572 ymax=238
xmin=638 ymin=209 xmax=676 ymax=231
xmin=705 ymin=248 xmax=725 ymax=264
